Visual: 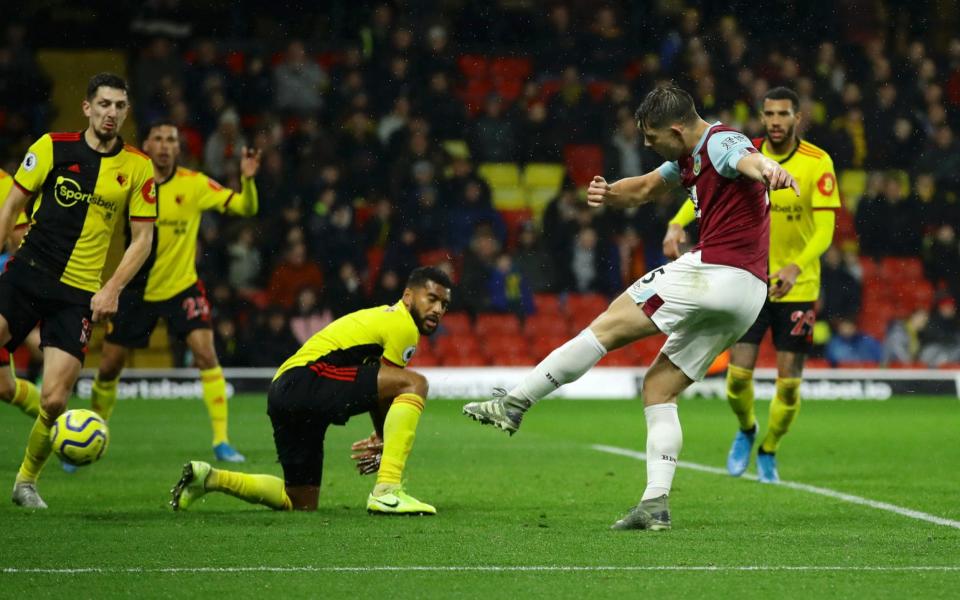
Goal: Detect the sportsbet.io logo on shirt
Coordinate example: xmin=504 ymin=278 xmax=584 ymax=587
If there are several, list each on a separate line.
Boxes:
xmin=54 ymin=176 xmax=118 ymax=216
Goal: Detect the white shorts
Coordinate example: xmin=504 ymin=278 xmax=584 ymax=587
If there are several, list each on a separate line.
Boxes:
xmin=626 ymin=251 xmax=767 ymax=381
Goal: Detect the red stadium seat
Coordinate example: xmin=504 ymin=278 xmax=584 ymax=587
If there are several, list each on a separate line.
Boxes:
xmin=434 ymin=334 xmax=479 ymax=357
xmin=805 ymin=358 xmax=830 ymax=369
xmin=439 ymin=312 xmax=472 ymax=336
xmin=442 ymin=354 xmax=488 ymax=367
xmin=531 ymin=335 xmax=569 ymax=361
xmin=482 ymin=333 xmax=529 ymax=360
xmin=500 ymin=209 xmax=533 ymax=250
xmin=566 ymin=293 xmax=608 ymax=316
xmin=490 ymin=57 xmax=532 ymax=81
xmin=563 ymin=144 xmax=604 ymax=187
xmin=493 ymin=353 xmax=535 ymax=366
xmin=524 ymin=313 xmax=571 ymax=338
xmin=533 ymin=293 xmax=562 ymax=315
xmin=475 ymin=314 xmax=522 ymax=336
xmin=880 ymin=257 xmax=924 ymax=281
xmin=458 ymin=54 xmax=489 ymax=79
xmin=836 ymin=360 xmax=879 ymax=368
xmin=410 ymin=353 xmax=440 ymax=367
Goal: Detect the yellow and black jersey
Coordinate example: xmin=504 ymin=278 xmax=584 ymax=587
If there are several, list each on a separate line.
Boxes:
xmin=758 ymin=138 xmax=840 ymax=302
xmin=275 ymin=301 xmax=420 ymax=380
xmin=0 ymin=169 xmax=30 ymax=230
xmin=129 ymin=166 xmax=257 ymax=302
xmin=13 ymin=132 xmax=157 ymax=293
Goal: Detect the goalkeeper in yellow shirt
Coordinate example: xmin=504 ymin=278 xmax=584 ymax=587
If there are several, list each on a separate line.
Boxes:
xmin=663 ymin=87 xmax=838 ymax=482
xmin=90 ymin=122 xmax=260 ymax=462
xmin=169 ymin=267 xmax=451 ymax=515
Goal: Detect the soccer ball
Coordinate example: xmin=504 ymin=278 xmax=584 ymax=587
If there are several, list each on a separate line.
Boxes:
xmin=50 ymin=409 xmax=109 ymax=466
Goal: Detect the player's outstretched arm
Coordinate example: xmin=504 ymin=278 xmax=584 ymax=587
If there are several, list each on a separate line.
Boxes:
xmin=231 ymin=146 xmax=261 ymax=217
xmin=0 ymin=186 xmax=30 ymax=253
xmin=736 ymin=153 xmax=800 ymax=195
xmin=91 ymin=221 xmax=154 ymax=322
xmin=587 ymin=171 xmax=671 ymax=209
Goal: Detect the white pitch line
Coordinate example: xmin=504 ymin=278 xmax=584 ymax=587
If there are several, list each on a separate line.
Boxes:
xmin=3 ymin=566 xmax=960 ymax=574
xmin=592 ymin=444 xmax=960 ymax=530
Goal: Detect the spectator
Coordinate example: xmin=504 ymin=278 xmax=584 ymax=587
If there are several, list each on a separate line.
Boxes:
xmin=227 ymin=225 xmax=262 ymax=292
xmin=820 ymin=245 xmax=862 ymax=322
xmin=289 ymin=287 xmax=333 ymax=344
xmin=204 ymin=109 xmax=246 ymax=180
xmin=882 ymin=308 xmax=929 ymax=365
xmin=825 ymin=317 xmax=883 ymax=366
xmin=370 ymin=268 xmax=403 ymax=307
xmin=568 ymin=227 xmax=620 ymax=295
xmin=513 ymin=222 xmax=558 ymax=293
xmin=458 ymin=230 xmax=501 ymax=315
xmin=273 ymin=39 xmax=327 ymax=115
xmin=445 ymin=177 xmax=505 ymax=253
xmin=253 ymin=306 xmax=300 ymax=367
xmin=922 ymin=225 xmax=960 ymax=301
xmin=918 ymin=297 xmax=960 ymax=367
xmin=519 ymin=101 xmax=561 ymax=163
xmin=324 ymin=262 xmax=366 ymax=317
xmin=214 ymin=317 xmax=247 ymax=368
xmin=488 ymin=253 xmax=534 ymax=317
xmin=915 ymin=125 xmax=960 ymax=193
xmin=267 ymin=242 xmax=324 ymax=309
xmin=470 ymin=95 xmax=518 ymax=162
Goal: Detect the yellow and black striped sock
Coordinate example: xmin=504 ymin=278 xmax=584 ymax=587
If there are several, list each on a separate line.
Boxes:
xmin=760 ymin=378 xmax=802 ymax=454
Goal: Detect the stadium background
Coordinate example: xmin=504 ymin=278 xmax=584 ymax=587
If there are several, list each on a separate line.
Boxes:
xmin=2 ymin=0 xmax=960 ymax=373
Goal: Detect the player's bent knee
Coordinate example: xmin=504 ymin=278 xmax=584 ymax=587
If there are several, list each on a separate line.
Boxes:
xmin=404 ymin=371 xmax=428 ymax=398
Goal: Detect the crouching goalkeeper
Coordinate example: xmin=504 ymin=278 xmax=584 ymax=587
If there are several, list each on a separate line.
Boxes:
xmin=170 ymin=267 xmax=451 ymax=515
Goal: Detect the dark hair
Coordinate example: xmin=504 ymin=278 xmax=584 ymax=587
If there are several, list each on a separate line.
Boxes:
xmin=407 ymin=266 xmax=452 ymax=290
xmin=634 ymin=85 xmax=699 ymax=130
xmin=86 ymin=72 xmax=128 ymax=100
xmin=763 ymin=86 xmax=800 ymax=112
xmin=144 ymin=120 xmax=178 ymax=138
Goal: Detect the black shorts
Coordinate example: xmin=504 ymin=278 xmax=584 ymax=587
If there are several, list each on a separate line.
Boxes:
xmin=0 ymin=259 xmax=93 ymax=362
xmin=267 ymin=362 xmax=380 ymax=487
xmin=738 ymin=300 xmax=816 ymax=354
xmin=105 ymin=281 xmax=212 ymax=348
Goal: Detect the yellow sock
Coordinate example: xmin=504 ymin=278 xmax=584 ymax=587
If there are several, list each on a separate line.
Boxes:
xmin=16 ymin=408 xmax=55 ymax=483
xmin=206 ymin=468 xmax=292 ymax=510
xmin=760 ymin=377 xmax=802 ymax=453
xmin=375 ymin=393 xmax=425 ymax=487
xmin=91 ymin=375 xmax=119 ymax=421
xmin=11 ymin=379 xmax=40 ymax=418
xmin=200 ymin=366 xmax=228 ymax=446
xmin=726 ymin=364 xmax=756 ymax=431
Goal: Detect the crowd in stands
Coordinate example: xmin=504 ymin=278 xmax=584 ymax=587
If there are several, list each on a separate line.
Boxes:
xmin=1 ymin=1 xmax=960 ymax=368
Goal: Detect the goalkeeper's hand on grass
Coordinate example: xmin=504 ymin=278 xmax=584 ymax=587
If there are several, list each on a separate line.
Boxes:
xmin=350 ymin=432 xmax=383 ymax=475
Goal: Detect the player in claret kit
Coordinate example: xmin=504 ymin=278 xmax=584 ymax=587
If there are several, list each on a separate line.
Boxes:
xmin=464 ymin=85 xmax=799 ymax=530
xmin=170 ymin=267 xmax=451 ymax=515
xmin=89 ymin=122 xmax=260 ymax=463
xmin=663 ymin=87 xmax=839 ymax=483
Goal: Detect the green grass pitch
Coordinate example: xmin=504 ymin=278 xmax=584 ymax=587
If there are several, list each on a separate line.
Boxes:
xmin=1 ymin=393 xmax=958 ymax=598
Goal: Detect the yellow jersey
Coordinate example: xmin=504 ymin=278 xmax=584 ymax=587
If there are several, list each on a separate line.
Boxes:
xmin=130 ymin=166 xmax=257 ymax=302
xmin=0 ymin=169 xmax=30 ymax=230
xmin=13 ymin=132 xmax=156 ymax=293
xmin=275 ymin=301 xmax=420 ymax=380
xmin=760 ymin=138 xmax=840 ymax=302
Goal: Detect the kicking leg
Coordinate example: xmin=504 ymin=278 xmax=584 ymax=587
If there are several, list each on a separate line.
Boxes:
xmin=464 ymin=291 xmax=661 ymax=434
